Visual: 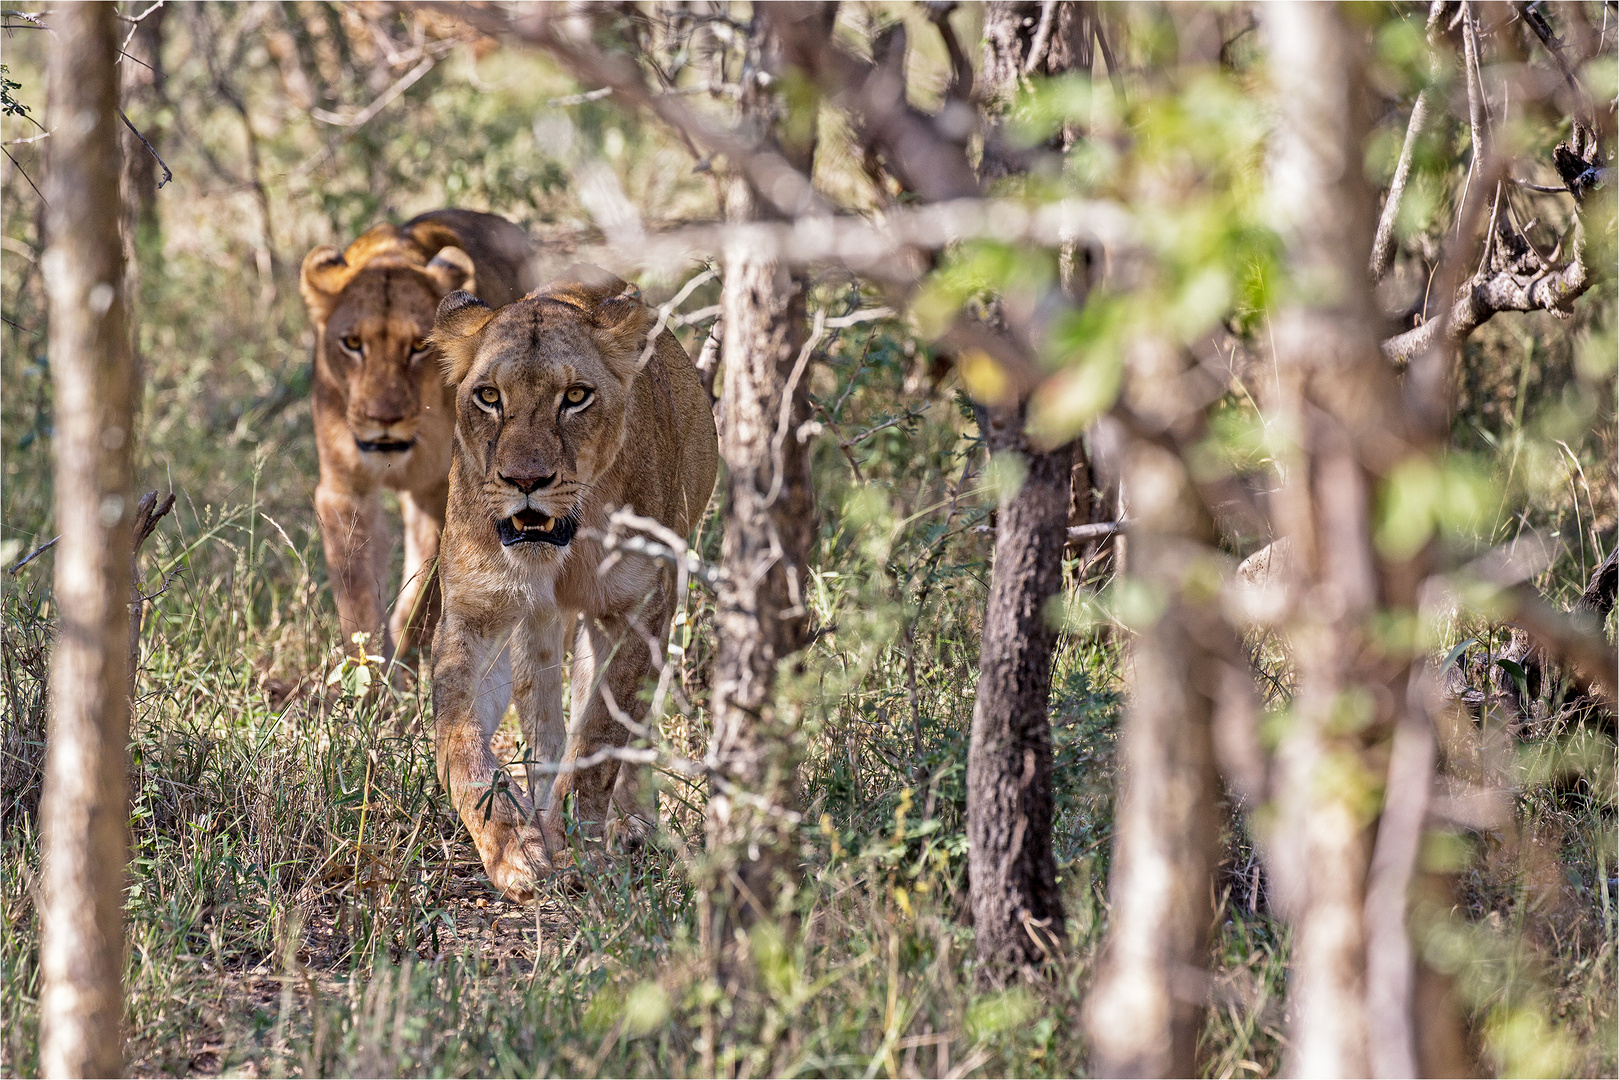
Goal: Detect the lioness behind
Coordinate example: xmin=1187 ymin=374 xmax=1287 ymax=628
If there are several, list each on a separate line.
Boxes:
xmin=428 ymin=266 xmax=718 ymax=900
xmin=299 ymin=209 xmax=538 ymax=660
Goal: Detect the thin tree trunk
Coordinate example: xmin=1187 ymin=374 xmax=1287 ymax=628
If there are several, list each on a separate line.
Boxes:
xmin=1085 ymin=423 xmax=1228 ymax=1077
xmin=967 ymin=403 xmax=1071 ymax=974
xmin=704 ymin=2 xmax=829 ymax=944
xmin=38 ymin=5 xmax=136 ymax=1075
xmin=119 ymin=1 xmax=167 ymax=242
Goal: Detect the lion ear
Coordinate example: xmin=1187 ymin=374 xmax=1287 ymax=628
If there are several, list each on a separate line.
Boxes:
xmin=431 ymin=291 xmax=496 ymax=385
xmin=591 ymin=297 xmax=658 ymax=381
xmin=424 ymin=246 xmax=476 ymax=298
xmin=299 ymin=245 xmax=355 ymax=325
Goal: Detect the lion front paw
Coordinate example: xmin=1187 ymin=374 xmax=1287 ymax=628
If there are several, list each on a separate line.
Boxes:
xmin=476 ymin=821 xmax=556 ymax=902
xmin=606 ymin=810 xmax=655 ymax=853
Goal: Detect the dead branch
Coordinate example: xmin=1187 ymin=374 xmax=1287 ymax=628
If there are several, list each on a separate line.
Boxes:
xmin=1369 ymin=1 xmax=1446 ymax=283
xmin=1369 ymin=87 xmax=1430 ymax=283
xmin=447 ymin=3 xmax=830 ymax=219
xmin=128 ymin=490 xmax=175 ymax=697
xmin=1461 ymin=2 xmax=1490 ymax=174
xmin=1381 ymin=210 xmax=1589 ymax=365
xmin=7 ymin=535 xmax=59 ymax=574
xmin=117 ymin=109 xmax=170 ymax=188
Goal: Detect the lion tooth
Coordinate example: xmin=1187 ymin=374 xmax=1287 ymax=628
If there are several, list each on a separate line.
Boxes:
xmin=511 ymin=516 xmax=523 ymax=532
xmin=543 ymin=517 xmax=555 ymax=531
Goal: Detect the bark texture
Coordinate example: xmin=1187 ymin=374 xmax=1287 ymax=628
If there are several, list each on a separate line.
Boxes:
xmin=964 ymin=0 xmax=1101 ymax=980
xmin=704 ymin=3 xmax=830 ymax=934
xmin=39 ymin=5 xmax=136 ymax=1075
xmin=981 ymin=1 xmax=1097 ymax=182
xmin=966 ymin=403 xmax=1072 ymax=973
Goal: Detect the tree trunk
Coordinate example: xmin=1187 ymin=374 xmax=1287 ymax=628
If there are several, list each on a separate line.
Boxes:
xmin=119 ymin=1 xmax=166 ymax=243
xmin=1084 ymin=416 xmax=1231 ymax=1077
xmin=704 ymin=2 xmax=829 ymax=943
xmin=966 ymin=402 xmax=1071 ymax=975
xmin=1261 ymin=5 xmax=1464 ymax=1075
xmin=965 ymin=0 xmax=1100 ymax=981
xmin=38 ymin=5 xmax=136 ymax=1076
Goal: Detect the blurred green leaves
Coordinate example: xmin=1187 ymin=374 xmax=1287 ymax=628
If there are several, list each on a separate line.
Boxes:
xmin=1376 ymin=454 xmax=1494 ymax=560
xmin=926 ymin=64 xmax=1282 ymax=444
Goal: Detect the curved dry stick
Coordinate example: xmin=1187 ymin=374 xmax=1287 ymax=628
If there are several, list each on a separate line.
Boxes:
xmin=1369 ymin=88 xmax=1430 ymax=283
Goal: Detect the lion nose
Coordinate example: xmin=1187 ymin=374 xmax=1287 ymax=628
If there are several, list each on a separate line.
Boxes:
xmin=364 ymin=406 xmax=407 ymax=426
xmin=501 ymin=471 xmax=557 ymax=494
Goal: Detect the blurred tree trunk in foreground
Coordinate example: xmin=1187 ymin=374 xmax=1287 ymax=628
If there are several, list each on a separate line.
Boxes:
xmin=1260 ymin=6 xmax=1463 ymax=1072
xmin=704 ymin=2 xmax=831 ymax=952
xmin=38 ymin=4 xmax=136 ymax=1076
xmin=1084 ymin=360 xmax=1232 ymax=1074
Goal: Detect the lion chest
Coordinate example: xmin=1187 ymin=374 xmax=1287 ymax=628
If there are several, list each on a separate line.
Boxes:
xmin=554 ymin=550 xmax=662 ymax=619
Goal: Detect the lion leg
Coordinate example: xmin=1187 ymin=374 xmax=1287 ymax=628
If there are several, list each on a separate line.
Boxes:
xmin=315 ymin=479 xmax=391 ymax=658
xmin=390 ymin=481 xmax=447 ymax=661
xmin=433 ymin=619 xmax=550 ymax=900
xmin=544 ymin=594 xmax=667 ymax=856
xmin=567 ymin=618 xmax=655 ymax=844
xmin=511 ymin=608 xmax=567 ymax=808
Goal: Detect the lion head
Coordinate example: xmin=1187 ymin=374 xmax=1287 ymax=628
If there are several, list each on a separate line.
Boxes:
xmin=300 ymin=221 xmax=477 ymax=457
xmin=429 ymin=266 xmax=657 ymax=553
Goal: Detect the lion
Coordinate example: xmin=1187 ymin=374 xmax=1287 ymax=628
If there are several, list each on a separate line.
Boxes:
xmin=427 ymin=266 xmax=718 ymax=900
xmin=299 ymin=209 xmax=538 ymax=660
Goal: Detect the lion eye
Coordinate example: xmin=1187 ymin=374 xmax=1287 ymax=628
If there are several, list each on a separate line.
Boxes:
xmin=409 ymin=338 xmax=430 ymax=356
xmin=340 ymin=335 xmax=363 ymax=355
xmin=475 ymin=386 xmax=501 ymax=408
xmin=563 ymin=386 xmax=593 ymax=408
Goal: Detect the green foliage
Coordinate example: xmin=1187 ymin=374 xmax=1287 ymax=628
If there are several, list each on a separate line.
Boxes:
xmin=0 ymin=65 xmax=34 ymax=122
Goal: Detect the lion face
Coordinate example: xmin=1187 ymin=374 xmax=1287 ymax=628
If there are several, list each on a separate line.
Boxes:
xmin=430 ymin=269 xmax=656 ymax=554
xmin=300 ymin=234 xmax=475 ymax=460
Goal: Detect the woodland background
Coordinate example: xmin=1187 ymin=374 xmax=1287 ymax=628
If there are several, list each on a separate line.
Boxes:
xmin=0 ymin=2 xmax=1615 ymax=1078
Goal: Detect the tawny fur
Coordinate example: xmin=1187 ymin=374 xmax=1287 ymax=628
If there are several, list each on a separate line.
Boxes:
xmin=299 ymin=209 xmax=537 ymax=660
xmin=428 ymin=266 xmax=719 ymax=900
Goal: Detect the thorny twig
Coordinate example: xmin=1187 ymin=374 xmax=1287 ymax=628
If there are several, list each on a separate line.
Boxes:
xmin=6 ymin=535 xmax=58 ymax=575
xmin=118 ymin=109 xmax=171 ymax=188
xmin=635 ymin=266 xmax=716 ymax=371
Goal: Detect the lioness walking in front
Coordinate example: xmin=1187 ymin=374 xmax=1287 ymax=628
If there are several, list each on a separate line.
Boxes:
xmin=429 ymin=268 xmax=717 ymax=899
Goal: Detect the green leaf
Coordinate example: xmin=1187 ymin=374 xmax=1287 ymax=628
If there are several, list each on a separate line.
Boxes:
xmin=1495 ymin=657 xmax=1530 ymax=703
xmin=1439 ymin=638 xmax=1477 ymax=676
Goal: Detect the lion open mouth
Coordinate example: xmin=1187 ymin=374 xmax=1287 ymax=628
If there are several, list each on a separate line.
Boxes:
xmin=354 ymin=437 xmax=415 ymax=454
xmin=496 ymin=508 xmax=577 ymax=548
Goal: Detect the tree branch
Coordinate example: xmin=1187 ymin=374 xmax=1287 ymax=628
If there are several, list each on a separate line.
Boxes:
xmin=1381 ymin=212 xmax=1588 ymax=365
xmin=117 ymin=108 xmax=170 ymax=188
xmin=445 ymin=3 xmax=830 ymax=219
xmin=1369 ymin=88 xmax=1430 ymax=283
